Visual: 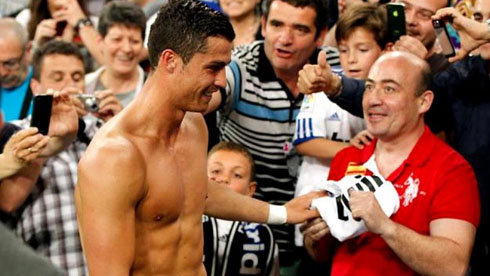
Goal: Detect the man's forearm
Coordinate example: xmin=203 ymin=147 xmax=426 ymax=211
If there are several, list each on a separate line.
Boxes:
xmin=204 ymin=180 xmax=269 ymax=223
xmin=329 ymin=76 xmax=365 ymax=118
xmin=304 ymin=234 xmax=336 ymax=263
xmin=381 ymin=220 xmax=474 ymax=276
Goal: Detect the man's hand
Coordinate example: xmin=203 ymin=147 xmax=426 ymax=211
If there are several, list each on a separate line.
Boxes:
xmin=300 ymin=217 xmax=330 ymax=242
xmin=0 ymin=128 xmax=49 ymax=179
xmin=51 ymin=0 xmax=86 ymax=28
xmin=297 ymin=50 xmax=341 ymax=96
xmin=33 ymin=19 xmax=57 ymax=44
xmin=433 ymin=7 xmax=490 ymax=62
xmin=94 ymin=89 xmax=124 ymax=122
xmin=49 ymin=89 xmax=78 ymax=139
xmin=350 ymin=130 xmax=373 ymax=150
xmin=349 ymin=190 xmax=394 ymax=235
xmin=284 ymin=191 xmax=324 ymax=224
xmin=394 ymin=35 xmax=429 ymax=60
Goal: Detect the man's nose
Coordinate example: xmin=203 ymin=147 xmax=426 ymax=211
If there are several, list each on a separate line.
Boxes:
xmin=215 ymin=68 xmax=226 ymax=89
xmin=278 ymin=28 xmax=293 ymax=45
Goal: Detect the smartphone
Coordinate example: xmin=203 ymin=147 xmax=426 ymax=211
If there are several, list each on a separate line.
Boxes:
xmin=30 ymin=94 xmax=53 ymax=135
xmin=55 ymin=20 xmax=67 ymax=36
xmin=386 ymin=3 xmax=406 ymax=42
xmin=432 ymin=19 xmax=461 ymax=57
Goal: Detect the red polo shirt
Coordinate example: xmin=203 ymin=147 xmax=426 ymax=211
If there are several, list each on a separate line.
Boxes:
xmin=328 ymin=126 xmax=480 ymax=276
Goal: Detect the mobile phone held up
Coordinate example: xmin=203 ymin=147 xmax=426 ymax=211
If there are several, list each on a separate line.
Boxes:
xmin=55 ymin=20 xmax=67 ymax=37
xmin=30 ymin=94 xmax=53 ymax=135
xmin=386 ymin=3 xmax=406 ymax=42
xmin=432 ymin=19 xmax=461 ymax=57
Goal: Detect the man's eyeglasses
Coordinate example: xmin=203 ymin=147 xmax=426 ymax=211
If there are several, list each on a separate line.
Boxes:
xmin=0 ymin=52 xmax=24 ymax=70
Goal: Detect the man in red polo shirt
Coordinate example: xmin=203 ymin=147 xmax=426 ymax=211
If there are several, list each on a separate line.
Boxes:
xmin=301 ymin=51 xmax=480 ymax=276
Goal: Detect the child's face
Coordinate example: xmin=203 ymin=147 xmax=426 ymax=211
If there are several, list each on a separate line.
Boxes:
xmin=207 ymin=150 xmax=255 ymax=196
xmin=338 ymin=27 xmax=383 ymax=80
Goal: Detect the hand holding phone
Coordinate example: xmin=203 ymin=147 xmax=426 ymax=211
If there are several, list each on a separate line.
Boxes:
xmin=432 ymin=19 xmax=461 ymax=57
xmin=30 ymin=95 xmax=53 ymax=135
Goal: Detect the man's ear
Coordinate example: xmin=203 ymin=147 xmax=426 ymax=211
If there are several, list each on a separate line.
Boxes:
xmin=261 ymin=15 xmax=267 ymax=38
xmin=159 ymin=49 xmax=180 ymax=73
xmin=315 ymin=27 xmax=328 ymax=47
xmin=248 ymin=181 xmax=257 ymax=197
xmin=418 ymin=90 xmax=434 ymax=114
xmin=25 ymin=41 xmax=33 ymax=64
xmin=383 ymin=42 xmax=394 ymax=53
xmin=30 ymin=78 xmax=41 ymax=95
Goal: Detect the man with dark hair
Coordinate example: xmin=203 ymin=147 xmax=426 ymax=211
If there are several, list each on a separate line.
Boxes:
xmin=205 ymin=0 xmax=340 ymax=270
xmin=0 ymin=18 xmax=34 ymax=122
xmin=302 ymin=51 xmax=480 ymax=276
xmin=75 ymin=1 xmax=320 ymax=275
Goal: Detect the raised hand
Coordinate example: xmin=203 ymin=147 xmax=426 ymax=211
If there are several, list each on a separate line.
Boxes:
xmin=433 ymin=7 xmax=490 ymax=62
xmin=94 ymin=89 xmax=124 ymax=122
xmin=297 ymin=50 xmax=341 ymax=96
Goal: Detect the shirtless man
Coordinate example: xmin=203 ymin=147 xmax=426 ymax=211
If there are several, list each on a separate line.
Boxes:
xmin=75 ymin=1 xmax=320 ymax=275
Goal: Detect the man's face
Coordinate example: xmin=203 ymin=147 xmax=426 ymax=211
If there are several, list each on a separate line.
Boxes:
xmin=208 ymin=150 xmax=255 ymax=196
xmin=362 ymin=55 xmax=425 ymax=141
xmin=34 ymin=54 xmax=85 ymax=94
xmin=0 ymin=34 xmax=29 ymax=89
xmin=338 ymin=27 xmax=383 ymax=80
xmin=397 ymin=0 xmax=447 ymax=50
xmin=176 ymin=36 xmax=232 ymax=112
xmin=262 ymin=0 xmax=324 ymax=77
xmin=473 ymin=0 xmax=490 ymax=59
xmin=101 ymin=24 xmax=144 ymax=76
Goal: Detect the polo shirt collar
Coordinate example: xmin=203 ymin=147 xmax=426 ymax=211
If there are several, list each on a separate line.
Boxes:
xmin=359 ymin=125 xmax=434 ymax=176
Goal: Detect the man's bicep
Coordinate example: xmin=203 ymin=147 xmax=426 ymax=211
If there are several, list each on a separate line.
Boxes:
xmin=430 ymin=218 xmax=476 ymax=258
xmin=77 ymin=147 xmax=145 ymax=275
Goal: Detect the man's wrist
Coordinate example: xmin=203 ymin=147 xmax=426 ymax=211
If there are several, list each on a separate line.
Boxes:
xmin=267 ymin=204 xmax=287 ymax=225
xmin=74 ymin=17 xmax=93 ymax=33
xmin=327 ymin=74 xmax=343 ymax=98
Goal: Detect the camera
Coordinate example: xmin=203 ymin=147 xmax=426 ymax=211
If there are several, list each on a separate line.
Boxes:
xmin=76 ymin=94 xmax=99 ymax=112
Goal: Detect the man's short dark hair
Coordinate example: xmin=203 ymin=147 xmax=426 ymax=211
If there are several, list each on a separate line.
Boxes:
xmin=32 ymin=41 xmax=84 ymax=80
xmin=98 ymin=1 xmax=147 ymax=40
xmin=335 ymin=3 xmax=389 ymax=49
xmin=148 ymin=0 xmax=235 ymax=70
xmin=263 ymin=0 xmax=329 ymax=38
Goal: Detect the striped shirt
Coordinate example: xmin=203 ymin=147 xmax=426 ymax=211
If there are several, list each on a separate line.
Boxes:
xmin=217 ymin=40 xmax=340 ymax=259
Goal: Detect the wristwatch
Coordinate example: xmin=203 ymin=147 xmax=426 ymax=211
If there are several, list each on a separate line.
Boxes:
xmin=74 ymin=18 xmax=92 ymax=33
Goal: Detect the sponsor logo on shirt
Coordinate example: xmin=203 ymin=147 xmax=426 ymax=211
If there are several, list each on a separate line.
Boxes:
xmin=327 ymin=112 xmax=341 ymax=121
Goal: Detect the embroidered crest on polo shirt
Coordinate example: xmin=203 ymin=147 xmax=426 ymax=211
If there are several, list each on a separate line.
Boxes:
xmin=401 ymin=173 xmax=420 ymax=207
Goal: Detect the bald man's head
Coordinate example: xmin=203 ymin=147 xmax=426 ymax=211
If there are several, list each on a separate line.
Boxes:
xmin=0 ymin=18 xmax=28 ymax=49
xmin=371 ymin=51 xmax=432 ymax=96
